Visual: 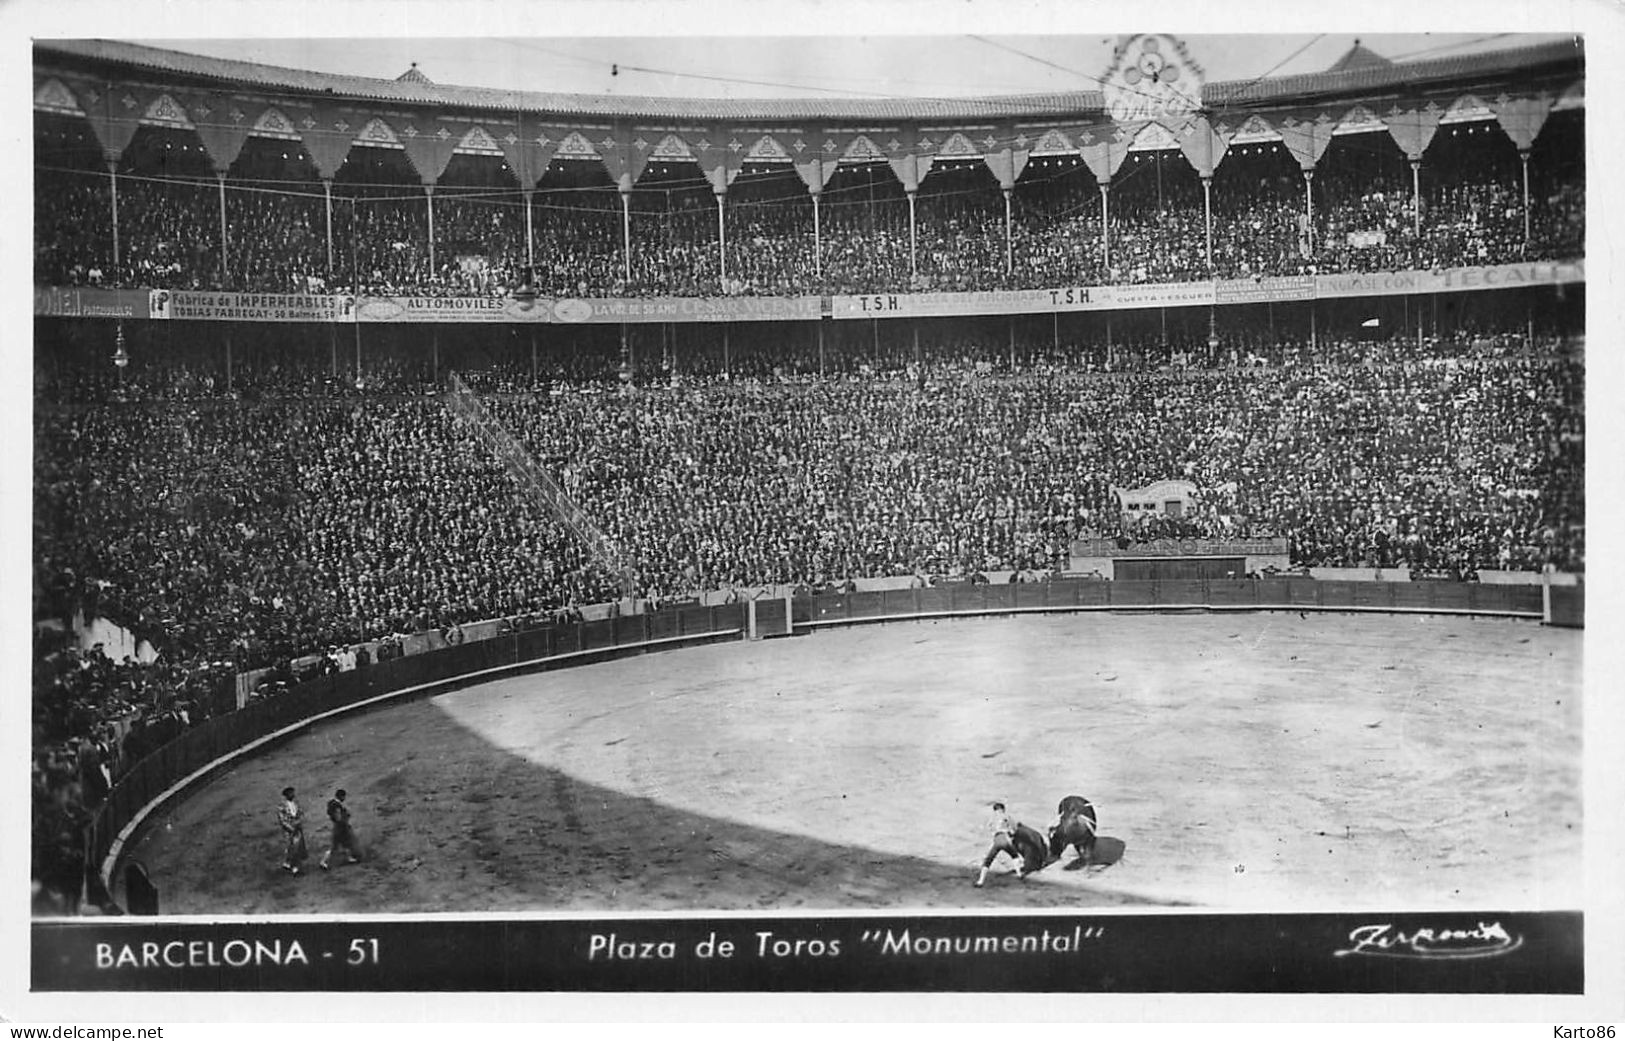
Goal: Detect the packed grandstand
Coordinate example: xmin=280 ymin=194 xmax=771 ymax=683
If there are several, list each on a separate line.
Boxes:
xmin=32 ymin=36 xmax=1584 ymax=910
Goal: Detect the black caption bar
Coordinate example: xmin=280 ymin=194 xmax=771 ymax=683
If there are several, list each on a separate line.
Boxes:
xmin=32 ymin=912 xmax=1582 ymax=993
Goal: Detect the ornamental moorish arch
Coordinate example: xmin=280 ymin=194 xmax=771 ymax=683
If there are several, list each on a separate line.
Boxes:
xmin=34 ymin=34 xmax=1581 ymax=196
xmin=31 ymin=35 xmax=1583 ymax=281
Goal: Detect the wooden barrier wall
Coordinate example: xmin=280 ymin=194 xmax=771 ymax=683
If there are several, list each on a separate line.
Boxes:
xmin=799 ymin=578 xmax=1545 ymax=624
xmin=89 ymin=578 xmax=1556 ymax=904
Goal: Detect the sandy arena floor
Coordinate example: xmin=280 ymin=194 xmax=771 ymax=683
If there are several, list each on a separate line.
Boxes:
xmin=124 ymin=612 xmax=1582 ymax=914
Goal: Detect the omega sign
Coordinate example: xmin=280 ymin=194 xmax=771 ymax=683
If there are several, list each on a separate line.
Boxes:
xmin=1102 ymin=35 xmax=1205 ymax=124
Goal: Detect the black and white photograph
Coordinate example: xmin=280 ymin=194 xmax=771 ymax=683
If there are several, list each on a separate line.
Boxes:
xmin=5 ymin=0 xmax=1623 ymax=1028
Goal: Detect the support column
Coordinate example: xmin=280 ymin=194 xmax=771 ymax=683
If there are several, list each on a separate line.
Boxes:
xmin=530 ymin=327 xmax=538 ymax=383
xmin=1520 ymin=150 xmax=1532 ymax=251
xmin=215 ymin=170 xmax=230 ymax=287
xmin=817 ymin=320 xmax=825 ymax=375
xmin=620 ymin=186 xmax=633 ymax=283
xmin=432 ymin=327 xmax=440 ymax=383
xmin=811 ymin=190 xmax=822 ymax=279
xmin=715 ymin=190 xmax=727 ymax=292
xmin=1010 ymin=316 xmax=1017 ymax=368
xmin=524 ymin=188 xmax=536 ymax=270
xmin=1410 ymin=160 xmax=1422 ymax=240
xmin=1302 ymin=169 xmax=1315 ymax=258
xmin=348 ymin=197 xmax=360 ymax=294
xmin=1310 ymin=301 xmax=1317 ymax=359
xmin=107 ymin=161 xmax=121 ymax=276
xmin=906 ymin=188 xmax=918 ymax=284
xmin=1003 ymin=188 xmax=1014 ymax=277
xmin=225 ymin=331 xmax=233 ymax=392
xmin=322 ymin=179 xmax=335 ymax=284
xmin=1098 ymin=183 xmax=1111 ymax=274
xmin=1201 ymin=175 xmax=1214 ymax=274
xmin=424 ymin=183 xmax=437 ymax=281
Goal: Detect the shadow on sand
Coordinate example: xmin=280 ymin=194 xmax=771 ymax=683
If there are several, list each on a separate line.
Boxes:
xmin=123 ymin=699 xmax=1178 ymax=915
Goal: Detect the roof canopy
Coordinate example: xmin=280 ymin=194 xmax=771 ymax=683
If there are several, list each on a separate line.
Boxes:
xmin=33 ymin=36 xmax=1583 ymax=189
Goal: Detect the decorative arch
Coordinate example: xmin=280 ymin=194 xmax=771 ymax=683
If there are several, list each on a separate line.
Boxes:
xmin=353 ymin=117 xmax=404 ymax=149
xmin=140 ymin=93 xmax=193 ymax=129
xmin=1440 ymin=93 xmax=1494 ymax=124
xmin=33 ymin=77 xmax=83 ymax=116
xmin=936 ymin=131 xmax=980 ymax=158
xmin=554 ymin=130 xmax=600 ymax=158
xmin=1029 ymin=128 xmax=1073 ymax=156
xmin=1128 ymin=121 xmax=1179 ymax=152
xmin=455 ymin=125 xmax=504 ymax=156
xmin=1226 ymin=114 xmax=1278 ymax=145
xmin=745 ymin=134 xmax=791 ymax=161
xmin=251 ymin=107 xmax=301 ymax=141
xmin=1335 ymin=105 xmax=1385 ymax=136
xmin=650 ymin=133 xmax=695 ymax=160
xmin=840 ymin=134 xmax=885 ymax=162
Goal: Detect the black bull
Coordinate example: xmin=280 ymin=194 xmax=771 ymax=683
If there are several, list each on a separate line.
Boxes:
xmin=1009 ymin=796 xmax=1098 ymax=876
xmin=1048 ymin=795 xmax=1098 ymax=866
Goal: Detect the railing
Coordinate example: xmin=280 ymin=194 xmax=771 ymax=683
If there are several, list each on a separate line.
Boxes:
xmin=443 ymin=372 xmax=633 ymax=594
xmin=86 ymin=578 xmax=1557 ymax=904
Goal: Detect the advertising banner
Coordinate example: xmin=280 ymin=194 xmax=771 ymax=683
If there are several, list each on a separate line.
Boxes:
xmin=549 ymin=296 xmax=823 ymax=324
xmin=1214 ymin=275 xmax=1317 ymax=305
xmin=36 ymin=257 xmax=1587 ymax=326
xmin=357 ymin=295 xmax=554 ymax=323
xmin=33 ymin=287 xmax=151 ymax=319
xmin=151 ymin=291 xmax=357 ymax=323
xmin=1068 ymin=537 xmax=1289 ymax=559
xmin=1102 ymin=280 xmax=1217 ymax=310
xmin=1314 ymin=259 xmax=1585 ymax=300
xmin=831 ymin=281 xmax=1216 ymax=320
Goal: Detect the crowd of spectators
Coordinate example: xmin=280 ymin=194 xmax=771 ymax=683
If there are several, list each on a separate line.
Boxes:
xmin=224 ymin=184 xmax=331 ymax=294
xmin=30 ymin=315 xmax=1584 ymax=904
xmin=30 ymin=112 xmax=1587 ymax=908
xmin=34 ymin=311 xmax=1583 ymax=658
xmin=35 ymin=115 xmax=1584 ymax=297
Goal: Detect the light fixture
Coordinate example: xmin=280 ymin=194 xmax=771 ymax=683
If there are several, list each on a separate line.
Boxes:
xmin=112 ymin=323 xmax=129 ymax=370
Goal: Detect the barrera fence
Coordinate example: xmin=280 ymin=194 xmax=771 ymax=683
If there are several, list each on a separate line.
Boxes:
xmin=88 ymin=577 xmax=1570 ymax=904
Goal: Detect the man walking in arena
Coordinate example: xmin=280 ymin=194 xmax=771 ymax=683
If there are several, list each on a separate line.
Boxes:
xmin=319 ymin=788 xmax=362 ymax=870
xmin=277 ymin=787 xmax=308 ymax=875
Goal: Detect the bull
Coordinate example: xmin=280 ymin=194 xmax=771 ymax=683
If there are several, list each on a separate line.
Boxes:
xmin=1048 ymin=794 xmax=1098 ymax=869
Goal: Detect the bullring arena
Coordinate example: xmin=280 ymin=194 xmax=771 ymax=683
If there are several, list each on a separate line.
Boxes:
xmin=30 ymin=31 xmax=1590 ymax=944
xmin=120 ymin=608 xmax=1581 ymax=914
